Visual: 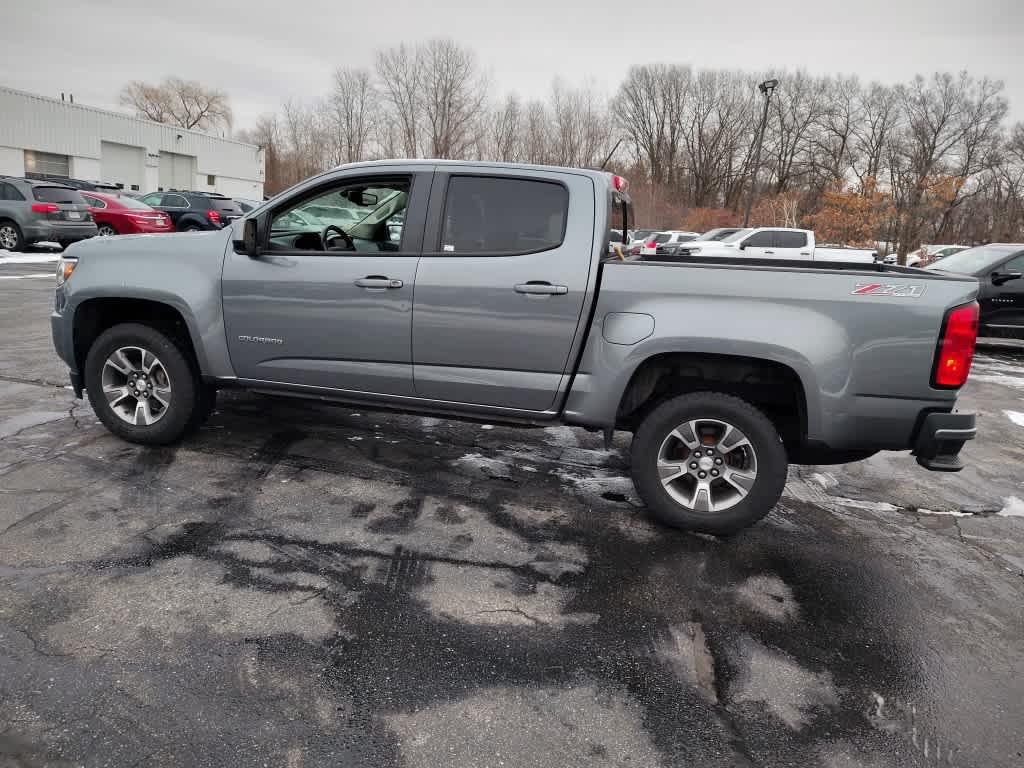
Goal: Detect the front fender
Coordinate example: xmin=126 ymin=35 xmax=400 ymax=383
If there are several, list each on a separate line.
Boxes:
xmin=61 ymin=231 xmax=234 ymax=378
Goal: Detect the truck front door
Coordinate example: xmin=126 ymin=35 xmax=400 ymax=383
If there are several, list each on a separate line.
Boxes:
xmin=411 ymin=169 xmax=595 ymax=412
xmin=221 ymin=169 xmax=430 ymax=396
xmin=981 ymin=252 xmax=1024 ymax=336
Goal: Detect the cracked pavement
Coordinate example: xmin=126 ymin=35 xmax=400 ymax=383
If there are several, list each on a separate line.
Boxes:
xmin=0 ymin=268 xmax=1023 ymax=767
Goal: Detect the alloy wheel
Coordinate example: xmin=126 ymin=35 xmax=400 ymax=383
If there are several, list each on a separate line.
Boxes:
xmin=0 ymin=225 xmax=18 ymax=250
xmin=656 ymin=418 xmax=758 ymax=512
xmin=101 ymin=346 xmax=172 ymax=426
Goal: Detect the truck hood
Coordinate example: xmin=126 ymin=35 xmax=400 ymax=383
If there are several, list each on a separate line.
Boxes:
xmin=65 ymin=229 xmax=230 ymax=260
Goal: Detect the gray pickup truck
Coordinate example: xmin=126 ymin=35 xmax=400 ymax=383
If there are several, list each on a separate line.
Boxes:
xmin=51 ymin=160 xmax=979 ymax=533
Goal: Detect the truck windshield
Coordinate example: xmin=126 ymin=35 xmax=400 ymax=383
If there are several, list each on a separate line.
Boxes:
xmin=924 ymin=245 xmax=1019 ymax=275
xmin=721 ymin=229 xmax=752 ymax=243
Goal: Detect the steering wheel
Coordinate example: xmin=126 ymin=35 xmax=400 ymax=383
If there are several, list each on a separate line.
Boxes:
xmin=322 ymin=224 xmax=355 ymax=251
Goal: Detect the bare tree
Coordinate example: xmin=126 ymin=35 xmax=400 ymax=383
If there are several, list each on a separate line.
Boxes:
xmin=419 ymin=39 xmax=489 ymax=159
xmin=549 ymin=80 xmax=614 ymax=168
xmin=487 ymin=94 xmax=523 ymax=162
xmin=893 ymin=72 xmax=1008 ymax=259
xmin=615 ymin=64 xmax=689 ymax=185
xmin=375 ymin=43 xmax=421 ymax=157
xmin=119 ymin=77 xmax=232 ymax=133
xmin=327 ymin=68 xmax=375 ymax=165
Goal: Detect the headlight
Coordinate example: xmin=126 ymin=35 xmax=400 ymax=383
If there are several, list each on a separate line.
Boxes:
xmin=55 ymin=257 xmax=77 ymax=287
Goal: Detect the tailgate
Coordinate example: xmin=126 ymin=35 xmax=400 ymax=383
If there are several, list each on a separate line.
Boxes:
xmin=33 ymin=186 xmax=92 ymax=224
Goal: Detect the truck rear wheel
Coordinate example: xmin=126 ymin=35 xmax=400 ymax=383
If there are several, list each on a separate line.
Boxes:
xmin=630 ymin=392 xmax=787 ymax=534
xmin=84 ymin=323 xmax=199 ymax=445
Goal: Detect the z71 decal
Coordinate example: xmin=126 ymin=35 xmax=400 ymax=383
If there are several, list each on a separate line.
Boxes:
xmin=852 ymin=283 xmax=925 ymax=298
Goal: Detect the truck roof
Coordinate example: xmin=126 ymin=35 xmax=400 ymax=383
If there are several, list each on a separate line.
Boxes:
xmin=331 ymin=158 xmax=615 ymax=183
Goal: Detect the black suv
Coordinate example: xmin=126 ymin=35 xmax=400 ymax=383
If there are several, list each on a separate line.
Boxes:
xmin=137 ymin=191 xmax=243 ymax=232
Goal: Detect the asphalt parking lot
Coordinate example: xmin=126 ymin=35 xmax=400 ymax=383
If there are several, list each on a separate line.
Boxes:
xmin=0 ymin=259 xmax=1022 ymax=768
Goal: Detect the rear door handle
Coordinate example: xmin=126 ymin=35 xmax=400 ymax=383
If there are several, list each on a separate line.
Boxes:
xmin=355 ymin=276 xmax=403 ymax=290
xmin=515 ymin=281 xmax=568 ymax=295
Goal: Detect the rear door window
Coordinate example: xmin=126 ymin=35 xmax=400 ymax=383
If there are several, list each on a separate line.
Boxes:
xmin=440 ymin=176 xmax=568 ymax=254
xmin=776 ymin=231 xmax=807 ymax=248
xmin=653 ymin=234 xmax=671 ymax=244
xmin=33 ymin=186 xmax=86 ymax=205
xmin=82 ymin=194 xmax=107 ymax=209
xmin=141 ymin=193 xmax=163 ymax=206
xmin=162 ymin=194 xmax=189 ymax=208
xmin=0 ymin=182 xmax=23 ymax=201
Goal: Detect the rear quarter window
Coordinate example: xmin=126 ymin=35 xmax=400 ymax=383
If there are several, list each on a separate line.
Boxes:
xmin=776 ymin=231 xmax=808 ymax=248
xmin=33 ymin=187 xmax=86 ymax=205
xmin=440 ymin=176 xmax=568 ymax=254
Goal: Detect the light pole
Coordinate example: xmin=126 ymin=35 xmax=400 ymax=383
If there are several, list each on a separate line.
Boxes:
xmin=743 ymin=78 xmax=778 ymax=227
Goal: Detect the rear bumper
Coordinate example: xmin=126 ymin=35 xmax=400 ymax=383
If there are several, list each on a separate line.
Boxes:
xmin=912 ymin=412 xmax=976 ymax=471
xmin=24 ymin=222 xmax=98 ymax=243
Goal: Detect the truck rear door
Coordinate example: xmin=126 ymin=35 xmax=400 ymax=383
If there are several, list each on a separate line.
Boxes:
xmin=411 ymin=168 xmax=595 ymax=411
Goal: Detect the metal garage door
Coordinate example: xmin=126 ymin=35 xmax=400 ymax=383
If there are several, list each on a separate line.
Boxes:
xmin=101 ymin=142 xmax=144 ymax=190
xmin=158 ymin=151 xmax=196 ymax=191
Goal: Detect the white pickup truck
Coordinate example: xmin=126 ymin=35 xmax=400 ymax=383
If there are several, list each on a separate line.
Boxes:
xmin=664 ymin=227 xmax=877 ymax=264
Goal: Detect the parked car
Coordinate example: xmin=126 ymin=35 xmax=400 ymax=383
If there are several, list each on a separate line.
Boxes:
xmin=0 ymin=176 xmax=97 ymax=251
xmin=918 ymin=245 xmax=970 ymax=267
xmin=138 ymin=191 xmax=243 ymax=232
xmin=625 ymin=228 xmax=657 ymax=255
xmin=52 ymin=160 xmax=978 ymax=535
xmin=608 ymin=228 xmax=631 ymax=254
xmin=695 ymin=227 xmax=743 ymax=242
xmin=653 ymin=231 xmax=703 ymax=258
xmin=81 ymin=191 xmax=173 ymax=237
xmin=666 ymin=227 xmax=876 ymax=263
xmin=635 ymin=231 xmax=701 ymax=257
xmin=24 ymin=175 xmax=122 ymax=193
xmin=926 ymin=244 xmax=1024 ymax=339
xmin=234 ymin=197 xmax=264 ymax=214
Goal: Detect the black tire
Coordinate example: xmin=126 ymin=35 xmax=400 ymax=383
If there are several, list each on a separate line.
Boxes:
xmin=0 ymin=219 xmax=25 ymax=252
xmin=97 ymin=224 xmax=118 ymax=237
xmin=182 ymin=224 xmax=201 ymax=232
xmin=84 ymin=323 xmax=199 ymax=445
xmin=630 ymin=392 xmax=788 ymax=535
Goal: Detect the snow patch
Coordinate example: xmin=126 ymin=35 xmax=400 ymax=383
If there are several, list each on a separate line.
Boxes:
xmin=1003 ymin=410 xmax=1024 ymax=427
xmin=916 ymin=508 xmax=971 ymax=517
xmin=810 ymin=472 xmax=839 ymax=489
xmin=998 ymin=496 xmax=1024 ymax=517
xmin=0 ymin=252 xmax=61 ymax=264
xmin=828 ymin=497 xmax=900 ymax=513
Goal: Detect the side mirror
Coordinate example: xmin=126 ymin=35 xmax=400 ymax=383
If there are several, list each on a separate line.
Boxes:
xmin=992 ymin=271 xmax=1023 ymax=286
xmin=242 ymin=217 xmax=259 ymax=258
xmin=738 ymin=243 xmax=747 ymax=250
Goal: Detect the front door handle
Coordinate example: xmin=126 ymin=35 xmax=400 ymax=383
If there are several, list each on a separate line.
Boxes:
xmin=515 ymin=281 xmax=568 ymax=295
xmin=764 ymin=250 xmax=775 ymax=255
xmin=355 ymin=276 xmax=403 ymax=290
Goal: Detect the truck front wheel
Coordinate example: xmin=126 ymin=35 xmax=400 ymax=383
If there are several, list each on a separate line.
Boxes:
xmin=630 ymin=392 xmax=788 ymax=534
xmin=84 ymin=323 xmax=199 ymax=445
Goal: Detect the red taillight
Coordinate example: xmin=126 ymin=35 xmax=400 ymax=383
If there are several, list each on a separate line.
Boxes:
xmin=31 ymin=203 xmax=59 ymax=214
xmin=932 ymin=302 xmax=979 ymax=389
xmin=206 ymin=209 xmax=221 ymax=225
xmin=612 ymin=174 xmax=628 ymax=192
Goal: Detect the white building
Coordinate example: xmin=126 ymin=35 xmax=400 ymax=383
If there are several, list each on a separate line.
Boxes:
xmin=0 ymin=86 xmax=264 ymax=199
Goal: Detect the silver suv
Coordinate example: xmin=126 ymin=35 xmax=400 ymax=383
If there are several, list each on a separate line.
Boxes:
xmin=0 ymin=177 xmax=97 ymax=251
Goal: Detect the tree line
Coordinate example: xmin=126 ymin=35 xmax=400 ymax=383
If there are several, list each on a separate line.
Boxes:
xmin=129 ymin=40 xmax=1023 ymax=260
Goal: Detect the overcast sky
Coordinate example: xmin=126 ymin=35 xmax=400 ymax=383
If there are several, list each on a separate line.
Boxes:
xmin=2 ymin=0 xmax=1022 ymax=133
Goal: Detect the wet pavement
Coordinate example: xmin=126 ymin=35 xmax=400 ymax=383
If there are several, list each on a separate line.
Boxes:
xmin=0 ymin=269 xmax=1022 ymax=767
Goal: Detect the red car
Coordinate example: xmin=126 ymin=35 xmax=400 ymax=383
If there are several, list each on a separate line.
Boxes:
xmin=80 ymin=191 xmax=173 ymax=236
